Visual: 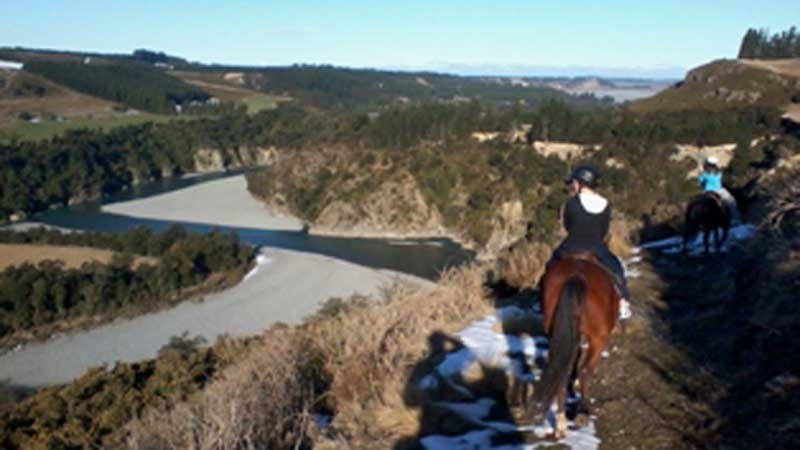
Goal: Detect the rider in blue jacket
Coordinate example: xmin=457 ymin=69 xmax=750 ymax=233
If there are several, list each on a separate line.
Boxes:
xmin=698 ymin=156 xmax=739 ymax=222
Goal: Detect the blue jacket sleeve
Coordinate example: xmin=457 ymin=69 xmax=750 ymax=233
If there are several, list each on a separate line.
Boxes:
xmin=698 ymin=173 xmax=708 ymax=188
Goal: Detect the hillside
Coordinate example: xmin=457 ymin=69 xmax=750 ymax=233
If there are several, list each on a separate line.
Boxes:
xmin=24 ymin=60 xmax=210 ymax=114
xmin=0 ymin=68 xmax=126 ymax=137
xmin=2 ymin=47 xmax=617 ymax=113
xmin=244 ymin=102 xmax=783 ymax=255
xmin=630 ymin=58 xmax=800 ymax=113
xmin=171 ymin=64 xmax=615 ymax=113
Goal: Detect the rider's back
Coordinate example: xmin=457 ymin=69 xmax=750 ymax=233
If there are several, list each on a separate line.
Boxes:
xmin=698 ymin=170 xmax=722 ymax=192
xmin=563 ymin=192 xmax=610 ymax=248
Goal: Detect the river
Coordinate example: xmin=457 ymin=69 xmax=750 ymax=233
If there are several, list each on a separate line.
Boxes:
xmin=31 ymin=171 xmax=473 ymax=280
xmin=0 ymin=172 xmax=474 ymax=386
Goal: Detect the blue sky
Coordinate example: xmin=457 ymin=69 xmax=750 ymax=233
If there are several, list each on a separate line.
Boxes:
xmin=1 ymin=1 xmax=797 ymax=77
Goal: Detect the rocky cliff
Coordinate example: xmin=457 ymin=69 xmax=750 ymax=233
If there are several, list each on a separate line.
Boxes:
xmin=245 ymin=146 xmax=545 ymax=256
xmin=193 ymin=146 xmax=277 ymax=173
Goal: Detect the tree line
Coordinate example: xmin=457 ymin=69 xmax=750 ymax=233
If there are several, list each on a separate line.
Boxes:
xmin=0 ymin=226 xmax=254 ymax=337
xmin=738 ymin=26 xmax=800 ymax=59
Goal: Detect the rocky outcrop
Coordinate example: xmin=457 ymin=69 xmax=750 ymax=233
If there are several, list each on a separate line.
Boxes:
xmin=310 ymin=172 xmax=449 ymax=240
xmin=193 ymin=147 xmax=278 ymax=173
xmin=670 ymin=143 xmax=737 ymax=178
xmin=533 ymin=141 xmax=600 ymax=161
xmin=246 ymin=148 xmax=537 ymax=257
xmin=482 ymin=200 xmax=527 ymax=256
xmin=193 ymin=149 xmax=226 ymax=172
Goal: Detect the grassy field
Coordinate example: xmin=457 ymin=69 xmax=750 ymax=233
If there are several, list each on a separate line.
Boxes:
xmin=0 ymin=243 xmax=156 ymax=270
xmin=0 ymin=68 xmax=184 ymax=142
xmin=0 ymin=113 xmax=175 ymax=142
xmin=171 ymin=70 xmax=288 ymax=113
xmin=242 ymin=93 xmax=284 ymax=113
xmin=739 ymin=58 xmax=800 ymax=78
xmin=0 ymin=70 xmax=115 ymax=120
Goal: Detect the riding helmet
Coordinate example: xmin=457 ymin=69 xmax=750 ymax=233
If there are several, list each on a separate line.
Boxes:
xmin=704 ymin=156 xmax=720 ymax=168
xmin=566 ymin=165 xmax=600 ymax=188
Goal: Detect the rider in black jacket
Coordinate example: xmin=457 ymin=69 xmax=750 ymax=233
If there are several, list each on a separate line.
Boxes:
xmin=548 ymin=165 xmax=631 ymax=318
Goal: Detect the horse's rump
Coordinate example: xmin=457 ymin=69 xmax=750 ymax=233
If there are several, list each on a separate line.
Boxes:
xmin=688 ymin=192 xmax=729 ymax=221
xmin=540 ymin=256 xmax=619 ymax=335
xmin=527 ymin=256 xmax=620 ymax=424
xmin=684 ymin=192 xmax=732 ymax=253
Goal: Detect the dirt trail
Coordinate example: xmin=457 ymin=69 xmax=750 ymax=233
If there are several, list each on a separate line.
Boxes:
xmin=398 ymin=226 xmax=758 ymax=449
xmin=738 ymin=58 xmax=800 ymax=79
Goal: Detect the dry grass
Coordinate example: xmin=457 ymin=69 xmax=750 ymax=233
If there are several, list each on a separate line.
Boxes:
xmin=310 ymin=266 xmax=491 ymax=441
xmin=172 ymin=71 xmax=259 ymax=102
xmin=126 ymin=264 xmax=494 ymax=449
xmin=784 ymin=103 xmax=800 ymax=123
xmin=127 ymin=329 xmax=320 ymax=450
xmin=0 ymin=243 xmax=156 ymax=270
xmin=495 ymin=239 xmax=552 ymax=290
xmin=739 ymin=58 xmax=800 ymax=79
xmin=608 ymin=213 xmax=635 ymax=259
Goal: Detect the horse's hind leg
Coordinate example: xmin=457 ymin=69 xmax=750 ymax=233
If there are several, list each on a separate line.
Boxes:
xmin=569 ymin=338 xmax=600 ymax=428
xmin=721 ymin=224 xmax=729 ymax=250
xmin=713 ymin=227 xmax=720 ymax=253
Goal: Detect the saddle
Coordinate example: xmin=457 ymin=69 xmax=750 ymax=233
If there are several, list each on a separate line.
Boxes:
xmin=561 ymin=251 xmax=624 ymax=297
xmin=562 ymin=250 xmax=601 ymax=264
xmin=703 ymin=191 xmax=728 ymax=214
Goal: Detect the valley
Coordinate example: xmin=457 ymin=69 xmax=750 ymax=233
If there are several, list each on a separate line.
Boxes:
xmin=1 ymin=21 xmax=799 ymax=450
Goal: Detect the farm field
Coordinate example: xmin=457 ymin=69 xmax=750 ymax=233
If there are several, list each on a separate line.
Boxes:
xmin=0 ymin=243 xmax=156 ymax=270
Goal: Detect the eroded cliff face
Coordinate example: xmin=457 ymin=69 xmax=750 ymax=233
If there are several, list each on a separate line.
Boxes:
xmin=193 ymin=146 xmax=278 ymax=173
xmin=245 ymin=148 xmax=534 ymax=256
xmin=482 ymin=200 xmax=527 ymax=256
xmin=310 ymin=173 xmax=448 ymax=240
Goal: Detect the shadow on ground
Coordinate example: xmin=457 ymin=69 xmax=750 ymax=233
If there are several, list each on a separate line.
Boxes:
xmin=393 ymin=288 xmax=600 ymax=449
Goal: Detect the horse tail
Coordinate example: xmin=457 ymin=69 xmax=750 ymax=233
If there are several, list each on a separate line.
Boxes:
xmin=532 ymin=276 xmax=584 ymax=416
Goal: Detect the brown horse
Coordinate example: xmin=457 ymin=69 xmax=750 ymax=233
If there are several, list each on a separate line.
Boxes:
xmin=525 ymin=254 xmax=619 ymax=438
xmin=683 ymin=193 xmax=731 ymax=255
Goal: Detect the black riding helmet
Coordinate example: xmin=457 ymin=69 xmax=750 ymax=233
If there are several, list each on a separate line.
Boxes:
xmin=565 ymin=165 xmax=600 ymax=188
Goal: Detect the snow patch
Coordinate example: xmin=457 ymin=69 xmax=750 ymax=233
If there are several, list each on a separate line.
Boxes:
xmin=636 ymin=224 xmax=756 ymax=256
xmin=422 ymin=422 xmax=600 ymax=450
xmin=419 ymin=305 xmax=599 ymax=449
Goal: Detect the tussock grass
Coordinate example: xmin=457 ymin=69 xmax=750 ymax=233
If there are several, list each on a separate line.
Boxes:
xmin=127 ymin=265 xmax=494 ymax=448
xmin=608 ymin=213 xmax=635 ymax=259
xmin=495 ymin=239 xmax=552 ymax=291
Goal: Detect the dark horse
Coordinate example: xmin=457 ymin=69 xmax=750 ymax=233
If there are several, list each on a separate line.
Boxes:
xmin=525 ymin=254 xmax=619 ymax=438
xmin=683 ymin=193 xmax=731 ymax=255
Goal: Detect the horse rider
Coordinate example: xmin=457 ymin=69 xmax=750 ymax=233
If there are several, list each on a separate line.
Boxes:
xmin=546 ymin=165 xmax=631 ymax=319
xmin=698 ymin=156 xmax=740 ymax=223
